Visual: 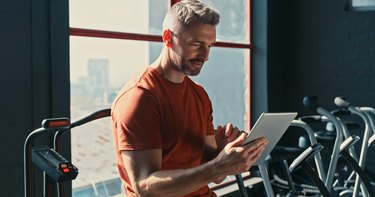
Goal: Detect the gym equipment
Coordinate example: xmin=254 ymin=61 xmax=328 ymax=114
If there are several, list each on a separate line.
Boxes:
xmin=334 ymin=97 xmax=373 ymax=197
xmin=303 ymin=96 xmax=343 ymax=193
xmin=289 ymin=135 xmax=375 ymax=197
xmin=249 ymin=96 xmax=375 ymax=197
xmin=269 ymin=118 xmax=327 ymax=196
xmin=257 ymin=117 xmax=336 ymax=197
xmin=24 ymin=109 xmax=111 ymax=197
xmin=300 ymin=96 xmax=374 ymax=197
xmin=358 ymin=107 xmax=375 ymax=148
xmin=338 ymin=135 xmax=375 ymax=197
xmin=24 ymin=117 xmax=74 ymax=197
xmin=289 ymin=143 xmax=331 ymax=197
xmin=31 ymin=146 xmax=78 ymax=182
xmin=297 ymin=113 xmax=375 ymax=197
xmin=52 ymin=108 xmax=111 ymax=197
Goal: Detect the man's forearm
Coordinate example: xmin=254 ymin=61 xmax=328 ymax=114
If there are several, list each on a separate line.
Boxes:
xmin=136 ymin=160 xmax=219 ymax=197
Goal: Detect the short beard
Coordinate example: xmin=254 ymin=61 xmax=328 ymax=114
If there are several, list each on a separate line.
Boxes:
xmin=170 ymin=56 xmax=194 ymax=76
xmin=180 ymin=61 xmax=202 ymax=76
xmin=168 ymin=52 xmax=202 ymax=76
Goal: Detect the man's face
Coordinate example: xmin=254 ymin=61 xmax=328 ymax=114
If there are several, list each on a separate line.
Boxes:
xmin=170 ymin=23 xmax=216 ymax=76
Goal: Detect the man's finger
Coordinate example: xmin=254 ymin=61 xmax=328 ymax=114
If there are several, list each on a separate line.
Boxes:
xmin=224 ymin=123 xmax=233 ymax=137
xmin=227 ymin=133 xmax=247 ymax=148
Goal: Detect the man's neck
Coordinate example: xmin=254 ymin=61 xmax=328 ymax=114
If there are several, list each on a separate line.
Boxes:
xmin=151 ymin=49 xmax=185 ymax=84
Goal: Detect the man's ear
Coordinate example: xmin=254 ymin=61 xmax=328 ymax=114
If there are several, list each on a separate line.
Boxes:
xmin=162 ymin=29 xmax=172 ymax=48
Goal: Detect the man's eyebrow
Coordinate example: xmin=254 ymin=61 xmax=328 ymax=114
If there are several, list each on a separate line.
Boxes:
xmin=191 ymin=40 xmax=216 ymax=45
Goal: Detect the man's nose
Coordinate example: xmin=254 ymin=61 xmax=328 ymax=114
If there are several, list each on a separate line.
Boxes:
xmin=200 ymin=46 xmax=210 ymax=61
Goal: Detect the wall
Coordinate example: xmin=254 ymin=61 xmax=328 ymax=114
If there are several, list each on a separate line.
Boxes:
xmin=0 ymin=0 xmax=70 ymax=196
xmin=268 ymin=0 xmax=375 ymax=114
xmin=265 ymin=0 xmax=375 ymax=165
xmin=251 ymin=0 xmax=269 ymax=122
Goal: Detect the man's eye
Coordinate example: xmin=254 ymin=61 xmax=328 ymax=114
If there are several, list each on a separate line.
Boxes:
xmin=192 ymin=43 xmax=201 ymax=47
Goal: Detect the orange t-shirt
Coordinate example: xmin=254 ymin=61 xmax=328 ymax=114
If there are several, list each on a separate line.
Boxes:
xmin=111 ymin=67 xmax=216 ymax=197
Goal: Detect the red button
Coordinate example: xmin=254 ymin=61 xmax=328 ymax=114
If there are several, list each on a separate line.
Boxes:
xmin=62 ymin=168 xmax=70 ymax=173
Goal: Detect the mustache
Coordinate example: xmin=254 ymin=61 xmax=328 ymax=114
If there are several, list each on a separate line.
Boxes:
xmin=190 ymin=59 xmax=205 ymax=64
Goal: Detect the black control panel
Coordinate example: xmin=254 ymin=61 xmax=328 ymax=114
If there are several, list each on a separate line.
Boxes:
xmin=32 ymin=146 xmax=78 ymax=182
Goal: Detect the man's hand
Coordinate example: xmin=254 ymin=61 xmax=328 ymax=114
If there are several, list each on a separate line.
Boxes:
xmin=211 ymin=123 xmax=267 ymax=183
xmin=215 ymin=123 xmax=245 ymax=151
xmin=211 ymin=133 xmax=268 ymax=176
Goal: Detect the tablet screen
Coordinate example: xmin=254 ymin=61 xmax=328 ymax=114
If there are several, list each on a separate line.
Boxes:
xmin=243 ymin=112 xmax=298 ymax=165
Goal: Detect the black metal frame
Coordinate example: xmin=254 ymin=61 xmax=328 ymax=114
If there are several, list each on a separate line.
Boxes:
xmin=24 ymin=109 xmax=111 ymax=197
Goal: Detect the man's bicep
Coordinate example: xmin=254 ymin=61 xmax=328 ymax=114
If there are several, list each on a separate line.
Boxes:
xmin=121 ymin=149 xmax=162 ymax=183
xmin=113 ymin=87 xmax=163 ymax=150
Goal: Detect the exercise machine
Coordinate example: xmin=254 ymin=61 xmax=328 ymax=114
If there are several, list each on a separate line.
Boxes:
xmin=24 ymin=108 xmax=111 ymax=197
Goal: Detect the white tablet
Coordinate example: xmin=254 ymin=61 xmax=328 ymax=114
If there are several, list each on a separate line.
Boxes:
xmin=243 ymin=112 xmax=298 ymax=166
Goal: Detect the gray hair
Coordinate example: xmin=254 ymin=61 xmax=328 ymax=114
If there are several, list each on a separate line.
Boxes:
xmin=162 ymin=0 xmax=220 ymax=32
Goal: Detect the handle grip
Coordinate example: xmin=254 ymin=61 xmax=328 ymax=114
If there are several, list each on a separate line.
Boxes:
xmin=334 ymin=96 xmax=351 ymax=108
xmin=303 ymin=96 xmax=320 ymax=112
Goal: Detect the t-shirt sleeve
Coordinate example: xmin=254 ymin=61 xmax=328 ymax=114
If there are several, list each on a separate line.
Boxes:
xmin=112 ymin=86 xmax=162 ymax=151
xmin=205 ymin=92 xmax=215 ymax=136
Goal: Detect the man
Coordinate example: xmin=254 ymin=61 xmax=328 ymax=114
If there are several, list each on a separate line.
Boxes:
xmin=111 ymin=0 xmax=268 ymax=196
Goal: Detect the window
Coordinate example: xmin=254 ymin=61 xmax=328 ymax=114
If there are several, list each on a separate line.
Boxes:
xmin=349 ymin=0 xmax=375 ymax=11
xmin=70 ymin=1 xmax=252 ymax=196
